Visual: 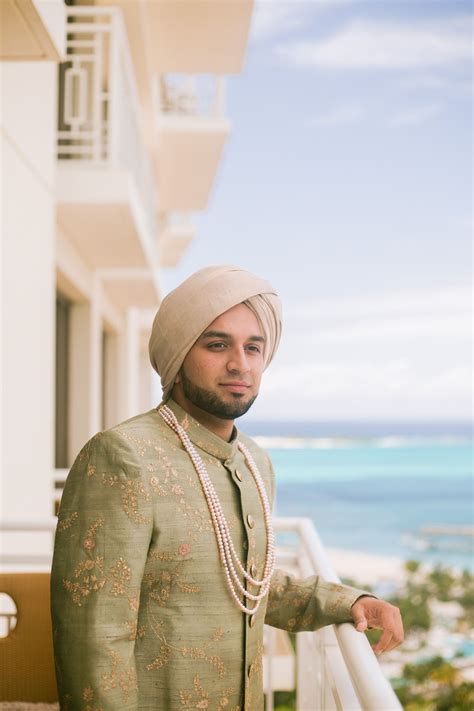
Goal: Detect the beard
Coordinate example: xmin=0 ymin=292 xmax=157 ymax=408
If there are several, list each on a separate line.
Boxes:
xmin=180 ymin=367 xmax=258 ymax=420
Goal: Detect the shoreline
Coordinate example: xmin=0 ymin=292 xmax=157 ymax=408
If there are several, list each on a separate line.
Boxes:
xmin=326 ymin=547 xmax=407 ymax=586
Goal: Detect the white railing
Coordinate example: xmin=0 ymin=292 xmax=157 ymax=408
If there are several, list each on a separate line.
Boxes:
xmin=57 ymin=7 xmax=157 ymax=235
xmin=270 ymin=518 xmax=402 ymax=711
xmin=158 ymin=74 xmax=226 ymax=120
xmin=0 ymin=517 xmax=401 ymax=710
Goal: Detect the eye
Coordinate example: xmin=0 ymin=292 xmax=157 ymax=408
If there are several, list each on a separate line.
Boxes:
xmin=246 ymin=344 xmax=261 ymax=353
xmin=207 ymin=342 xmax=227 ymax=350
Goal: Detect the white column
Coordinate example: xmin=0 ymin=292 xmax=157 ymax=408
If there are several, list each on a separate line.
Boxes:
xmin=1 ymin=62 xmax=57 ymax=530
xmin=117 ymin=307 xmax=140 ymax=422
xmin=68 ymin=279 xmax=102 ymax=462
xmin=102 ymin=331 xmax=119 ymax=430
xmin=139 ymin=342 xmax=154 ymax=413
xmin=1 ymin=61 xmax=57 ymax=569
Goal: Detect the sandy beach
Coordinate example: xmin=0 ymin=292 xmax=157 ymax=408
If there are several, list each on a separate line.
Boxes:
xmin=327 ymin=547 xmax=407 ymax=586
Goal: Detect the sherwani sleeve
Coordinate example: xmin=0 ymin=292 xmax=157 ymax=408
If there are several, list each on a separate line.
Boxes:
xmin=264 ymin=570 xmax=373 ymax=632
xmin=263 ymin=456 xmax=374 ymax=633
xmin=51 ymin=429 xmax=153 ymax=710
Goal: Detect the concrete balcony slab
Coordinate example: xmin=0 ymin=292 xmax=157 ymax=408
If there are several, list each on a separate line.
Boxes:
xmin=0 ymin=0 xmax=65 ymax=61
xmin=56 ymin=166 xmax=158 ymax=272
xmin=157 ymin=117 xmax=230 ymax=211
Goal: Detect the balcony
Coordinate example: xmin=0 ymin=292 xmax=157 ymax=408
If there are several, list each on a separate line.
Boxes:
xmin=0 ymin=0 xmax=65 ymax=61
xmin=96 ymin=0 xmax=254 ymax=74
xmin=159 ymin=212 xmax=196 ymax=267
xmin=156 ymin=75 xmax=230 ymax=212
xmin=1 ymin=516 xmax=401 ymax=710
xmin=56 ymin=7 xmax=159 ymax=309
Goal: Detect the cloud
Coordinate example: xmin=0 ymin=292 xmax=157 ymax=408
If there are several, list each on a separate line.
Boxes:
xmin=285 ymin=285 xmax=472 ymax=322
xmin=307 ymin=104 xmax=366 ymax=126
xmin=251 ymin=1 xmax=307 ymax=43
xmin=256 ymin=360 xmax=471 ymax=420
xmin=248 ymin=285 xmax=472 ymax=420
xmin=388 ymin=104 xmax=441 ymax=127
xmin=400 ymin=73 xmax=472 ymax=95
xmin=250 ymin=0 xmax=351 ymax=43
xmin=276 ymin=17 xmax=472 ymax=69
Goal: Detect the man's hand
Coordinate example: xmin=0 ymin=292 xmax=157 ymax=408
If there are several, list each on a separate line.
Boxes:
xmin=350 ymin=596 xmax=404 ymax=655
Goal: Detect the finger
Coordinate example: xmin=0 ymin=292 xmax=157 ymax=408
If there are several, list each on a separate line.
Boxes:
xmin=384 ymin=611 xmax=404 ymax=651
xmin=372 ymin=629 xmax=393 ymax=655
xmin=351 ymin=614 xmax=368 ymax=632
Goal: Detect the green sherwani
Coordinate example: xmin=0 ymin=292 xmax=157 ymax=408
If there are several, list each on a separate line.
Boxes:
xmin=51 ymin=399 xmax=369 ymax=710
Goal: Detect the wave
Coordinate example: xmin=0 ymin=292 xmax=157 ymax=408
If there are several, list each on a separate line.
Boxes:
xmin=251 ymin=434 xmax=472 ymax=450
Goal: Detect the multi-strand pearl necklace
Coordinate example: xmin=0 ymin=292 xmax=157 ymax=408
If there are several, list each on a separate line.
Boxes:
xmin=159 ymin=405 xmax=276 ymax=615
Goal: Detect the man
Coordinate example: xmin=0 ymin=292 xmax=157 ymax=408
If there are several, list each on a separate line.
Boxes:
xmin=51 ymin=265 xmax=403 ymax=710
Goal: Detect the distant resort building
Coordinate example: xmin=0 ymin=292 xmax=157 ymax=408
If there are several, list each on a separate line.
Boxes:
xmin=0 ymin=2 xmax=401 ymax=708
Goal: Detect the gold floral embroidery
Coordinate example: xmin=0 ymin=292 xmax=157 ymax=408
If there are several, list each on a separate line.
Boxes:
xmin=125 ymin=619 xmax=146 ymax=641
xmin=148 ymin=451 xmax=182 ymax=498
xmin=146 ymin=643 xmax=171 ymax=670
xmin=62 ymin=556 xmax=107 ymax=606
xmin=83 ymin=686 xmax=94 ymax=701
xmin=80 ymin=685 xmax=104 ymax=711
xmin=77 ymin=432 xmax=102 ymax=462
xmin=128 ymin=595 xmax=139 ymax=612
xmin=63 ymin=555 xmax=138 ymax=608
xmin=83 ymin=518 xmax=104 ymax=550
xmin=177 ymin=580 xmax=200 ymax=594
xmin=328 ymin=593 xmax=347 ymax=614
xmin=102 ymin=473 xmax=151 ymax=523
xmin=146 ymin=623 xmax=229 ymax=680
xmin=178 ymin=542 xmax=190 ymax=557
xmin=109 ymin=557 xmax=132 ymax=596
xmin=211 ymin=627 xmax=224 ymax=642
xmin=145 ymin=564 xmax=200 ymax=607
xmin=87 ymin=463 xmax=96 ymax=478
xmin=181 ymin=674 xmax=209 ymax=708
xmin=57 ymin=511 xmax=78 ymax=532
xmin=116 ymin=430 xmax=162 ymax=459
xmin=179 ymin=674 xmax=236 ymax=709
xmin=149 ymin=476 xmax=167 ymax=496
xmin=101 ymin=650 xmax=137 ymax=702
xmin=149 ymin=548 xmax=177 ymax=562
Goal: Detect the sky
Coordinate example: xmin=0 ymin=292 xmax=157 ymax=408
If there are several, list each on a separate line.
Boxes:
xmin=159 ymin=0 xmax=472 ymax=423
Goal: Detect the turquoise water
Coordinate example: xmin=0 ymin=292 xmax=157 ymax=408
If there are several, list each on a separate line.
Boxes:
xmin=238 ymin=424 xmax=473 ymax=571
xmin=268 ymin=443 xmax=472 ymax=482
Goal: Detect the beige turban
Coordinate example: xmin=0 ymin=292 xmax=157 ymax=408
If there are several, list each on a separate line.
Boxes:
xmin=149 ymin=265 xmax=282 ymax=399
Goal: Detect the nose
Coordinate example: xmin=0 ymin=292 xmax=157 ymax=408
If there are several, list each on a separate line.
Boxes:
xmin=226 ymin=347 xmax=250 ymax=374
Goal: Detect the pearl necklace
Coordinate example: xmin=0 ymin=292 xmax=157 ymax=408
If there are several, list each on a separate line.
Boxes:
xmin=158 ymin=405 xmax=276 ymax=615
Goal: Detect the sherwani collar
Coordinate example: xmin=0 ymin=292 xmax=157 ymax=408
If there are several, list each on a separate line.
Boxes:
xmin=165 ymin=398 xmax=239 ymax=462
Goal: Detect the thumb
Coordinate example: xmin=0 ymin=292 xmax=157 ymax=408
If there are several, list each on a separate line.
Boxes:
xmin=353 ymin=614 xmax=368 ymax=632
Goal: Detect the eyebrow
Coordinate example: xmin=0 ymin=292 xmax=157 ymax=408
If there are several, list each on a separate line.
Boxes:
xmin=201 ymin=330 xmax=265 ymax=343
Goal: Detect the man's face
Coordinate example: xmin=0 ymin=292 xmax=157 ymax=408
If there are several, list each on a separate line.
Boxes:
xmin=174 ymin=303 xmax=265 ymax=420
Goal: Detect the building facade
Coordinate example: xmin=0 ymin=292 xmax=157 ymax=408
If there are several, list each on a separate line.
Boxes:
xmin=1 ymin=0 xmax=254 ymax=540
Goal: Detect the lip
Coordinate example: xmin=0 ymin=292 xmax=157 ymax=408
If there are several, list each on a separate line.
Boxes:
xmin=220 ymin=382 xmax=251 ymax=391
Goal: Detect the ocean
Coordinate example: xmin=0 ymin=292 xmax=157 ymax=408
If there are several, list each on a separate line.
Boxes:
xmin=240 ymin=420 xmax=473 ymax=572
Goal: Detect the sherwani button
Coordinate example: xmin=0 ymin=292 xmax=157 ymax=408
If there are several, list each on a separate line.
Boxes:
xmin=235 ymin=469 xmax=243 ymax=481
xmin=249 ymin=614 xmax=257 ymax=627
xmin=250 ymin=563 xmax=257 ymax=577
xmin=247 ymin=514 xmax=255 ymax=528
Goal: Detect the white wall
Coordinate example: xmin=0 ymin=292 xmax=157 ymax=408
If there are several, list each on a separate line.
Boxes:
xmin=1 ymin=62 xmax=57 ymax=524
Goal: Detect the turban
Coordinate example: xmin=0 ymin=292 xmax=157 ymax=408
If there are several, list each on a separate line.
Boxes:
xmin=149 ymin=265 xmax=282 ymax=400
